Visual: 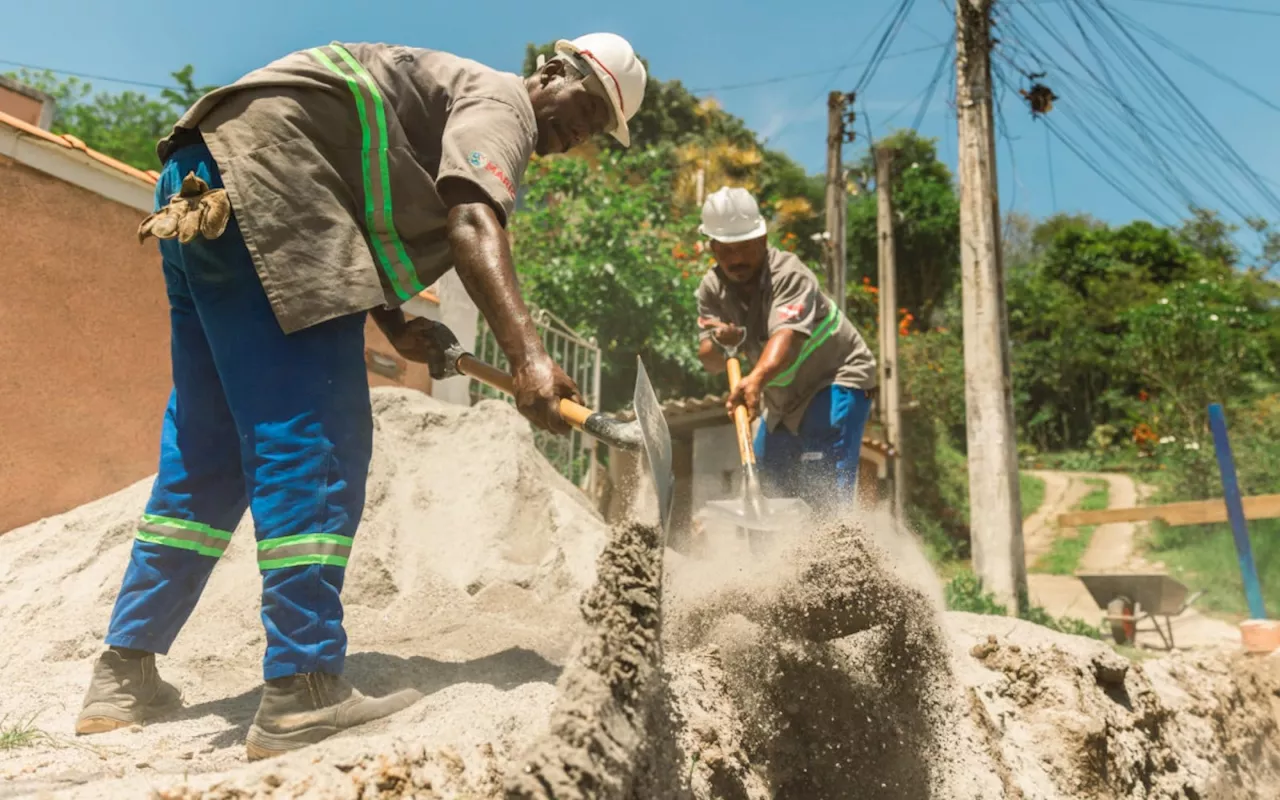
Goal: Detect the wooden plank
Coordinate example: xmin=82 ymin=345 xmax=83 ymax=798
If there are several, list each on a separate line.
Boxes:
xmin=1058 ymin=494 xmax=1280 ymax=528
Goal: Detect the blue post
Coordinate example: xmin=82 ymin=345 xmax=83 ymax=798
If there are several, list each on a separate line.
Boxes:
xmin=1208 ymin=403 xmax=1267 ymax=620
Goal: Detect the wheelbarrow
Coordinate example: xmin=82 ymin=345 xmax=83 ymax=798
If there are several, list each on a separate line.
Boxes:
xmin=1076 ymin=572 xmax=1205 ymax=649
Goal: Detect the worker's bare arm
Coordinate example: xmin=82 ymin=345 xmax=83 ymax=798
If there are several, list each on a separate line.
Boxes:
xmin=698 ymin=337 xmax=727 ymax=374
xmin=369 ymin=305 xmax=407 ymax=338
xmin=438 ymin=178 xmax=579 ymax=434
xmin=726 ymin=329 xmax=806 ymax=416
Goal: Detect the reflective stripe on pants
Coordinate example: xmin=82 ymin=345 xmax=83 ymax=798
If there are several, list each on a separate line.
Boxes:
xmin=104 ymin=140 xmax=374 ymax=681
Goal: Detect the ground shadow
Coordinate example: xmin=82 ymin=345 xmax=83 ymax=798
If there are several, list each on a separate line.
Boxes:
xmin=166 ymin=647 xmax=562 ymax=749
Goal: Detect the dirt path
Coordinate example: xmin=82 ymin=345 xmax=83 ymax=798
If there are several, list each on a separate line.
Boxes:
xmin=1022 ymin=471 xmax=1239 ymax=650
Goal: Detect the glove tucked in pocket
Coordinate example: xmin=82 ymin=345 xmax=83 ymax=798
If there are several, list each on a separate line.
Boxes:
xmin=137 ymin=171 xmax=231 ymax=245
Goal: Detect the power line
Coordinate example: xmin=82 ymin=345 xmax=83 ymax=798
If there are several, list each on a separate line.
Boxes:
xmin=1123 ymin=0 xmax=1280 ymax=17
xmin=1045 ymin=123 xmax=1058 ymax=211
xmin=853 ymin=0 xmax=921 ymax=93
xmin=0 ymin=58 xmax=179 ymax=91
xmin=690 ymin=42 xmax=948 ymax=94
xmin=911 ymin=40 xmax=954 ymax=132
xmin=877 ymin=40 xmax=953 ymax=130
xmin=768 ymin=1 xmax=915 ymax=143
xmin=1108 ymin=6 xmax=1280 ymax=115
xmin=1000 ymin=0 xmax=1280 ymax=226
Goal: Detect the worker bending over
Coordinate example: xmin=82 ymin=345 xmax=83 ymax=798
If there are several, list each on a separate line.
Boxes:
xmin=76 ymin=34 xmax=647 ymax=760
xmin=695 ymin=187 xmax=878 ymax=515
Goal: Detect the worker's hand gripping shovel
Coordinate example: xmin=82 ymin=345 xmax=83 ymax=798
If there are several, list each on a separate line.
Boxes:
xmin=696 ymin=338 xmax=811 ymax=547
xmin=419 ymin=319 xmax=674 ymax=538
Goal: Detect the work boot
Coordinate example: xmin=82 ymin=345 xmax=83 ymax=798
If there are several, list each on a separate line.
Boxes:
xmin=75 ymin=648 xmax=182 ymax=734
xmin=245 ymin=672 xmax=422 ymax=761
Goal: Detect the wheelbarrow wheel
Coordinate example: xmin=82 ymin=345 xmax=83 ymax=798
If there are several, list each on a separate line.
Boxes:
xmin=1108 ymin=597 xmax=1136 ymax=645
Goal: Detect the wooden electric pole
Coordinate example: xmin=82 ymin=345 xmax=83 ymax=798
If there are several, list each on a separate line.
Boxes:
xmin=956 ymin=0 xmax=1027 ymax=610
xmin=825 ymin=91 xmax=850 ymax=314
xmin=875 ymin=146 xmax=905 ymax=517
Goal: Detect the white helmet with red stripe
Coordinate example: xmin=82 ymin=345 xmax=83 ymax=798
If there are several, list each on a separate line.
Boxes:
xmin=554 ymin=33 xmax=647 ymax=147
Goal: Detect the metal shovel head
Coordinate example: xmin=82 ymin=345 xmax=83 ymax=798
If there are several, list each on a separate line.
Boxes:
xmin=632 ymin=357 xmax=674 ymax=539
xmin=698 ymin=496 xmax=812 ymax=533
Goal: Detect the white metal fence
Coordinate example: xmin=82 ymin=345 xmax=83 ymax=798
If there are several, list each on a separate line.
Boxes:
xmin=469 ymin=308 xmax=602 ymax=491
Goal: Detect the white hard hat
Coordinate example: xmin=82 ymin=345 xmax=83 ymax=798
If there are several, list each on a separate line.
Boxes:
xmin=698 ymin=186 xmax=768 ymax=243
xmin=555 ymin=33 xmax=647 ymax=147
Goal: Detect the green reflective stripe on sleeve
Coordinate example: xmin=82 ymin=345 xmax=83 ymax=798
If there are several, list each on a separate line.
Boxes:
xmin=328 ymin=45 xmax=423 ymax=296
xmin=257 ymin=533 xmax=354 ymax=571
xmin=136 ymin=514 xmax=233 ymax=557
xmin=307 ymin=45 xmax=423 ymax=301
xmin=767 ymin=305 xmax=842 ymax=389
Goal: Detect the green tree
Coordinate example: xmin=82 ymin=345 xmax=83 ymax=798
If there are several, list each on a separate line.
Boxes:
xmin=1007 ymin=216 xmax=1212 ymax=450
xmin=521 ymin=40 xmax=826 ymax=266
xmin=845 ymin=129 xmax=960 ymax=329
xmin=510 ymin=146 xmax=716 ymax=410
xmin=1121 ymin=276 xmax=1275 ymax=443
xmin=3 ymin=66 xmax=214 ymax=171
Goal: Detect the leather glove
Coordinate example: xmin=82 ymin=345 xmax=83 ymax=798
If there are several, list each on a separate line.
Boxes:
xmin=137 ymin=171 xmax=231 ymax=245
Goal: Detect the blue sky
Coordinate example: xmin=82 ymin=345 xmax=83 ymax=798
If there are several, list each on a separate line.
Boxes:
xmin=4 ymin=0 xmax=1278 ymax=248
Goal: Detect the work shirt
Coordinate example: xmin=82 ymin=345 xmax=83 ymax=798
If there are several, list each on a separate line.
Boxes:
xmin=156 ymin=42 xmax=536 ymax=334
xmin=696 ymin=247 xmax=878 ymax=434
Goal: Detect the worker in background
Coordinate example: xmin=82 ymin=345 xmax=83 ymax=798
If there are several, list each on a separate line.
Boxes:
xmin=75 ymin=34 xmax=647 ymax=761
xmin=694 ymin=186 xmax=878 ymax=516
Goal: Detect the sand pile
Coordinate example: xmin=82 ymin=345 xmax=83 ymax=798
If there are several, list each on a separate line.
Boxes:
xmin=0 ymin=388 xmax=608 ymax=798
xmin=4 ymin=388 xmax=1280 ymax=799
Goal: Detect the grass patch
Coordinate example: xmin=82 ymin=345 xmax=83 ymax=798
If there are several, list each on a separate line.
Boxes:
xmin=1146 ymin=517 xmax=1280 ymax=619
xmin=944 ymin=569 xmax=1102 ymax=639
xmin=1034 ymin=478 xmax=1109 ymax=575
xmin=0 ymin=713 xmax=47 ymax=751
xmin=1020 ymin=472 xmax=1047 ymax=520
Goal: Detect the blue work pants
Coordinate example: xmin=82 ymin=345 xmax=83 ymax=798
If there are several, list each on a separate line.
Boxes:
xmin=104 ymin=142 xmax=373 ymax=681
xmin=753 ymin=385 xmax=874 ymax=515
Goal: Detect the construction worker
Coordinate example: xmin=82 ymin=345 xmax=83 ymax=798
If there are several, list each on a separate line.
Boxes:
xmin=75 ymin=34 xmax=647 ymax=760
xmin=695 ymin=186 xmax=878 ymax=515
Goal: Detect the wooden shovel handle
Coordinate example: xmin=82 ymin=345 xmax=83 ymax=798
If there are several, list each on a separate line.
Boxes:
xmin=726 ymin=357 xmax=756 ymax=466
xmin=456 ymin=354 xmax=592 ymax=428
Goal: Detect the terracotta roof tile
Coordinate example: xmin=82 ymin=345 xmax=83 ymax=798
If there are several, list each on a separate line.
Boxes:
xmin=0 ymin=110 xmax=159 ymax=186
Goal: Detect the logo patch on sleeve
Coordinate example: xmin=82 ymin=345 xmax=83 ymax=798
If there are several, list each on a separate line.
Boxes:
xmin=467 ymin=150 xmax=517 ymax=199
xmin=777 ymin=302 xmax=805 ymax=321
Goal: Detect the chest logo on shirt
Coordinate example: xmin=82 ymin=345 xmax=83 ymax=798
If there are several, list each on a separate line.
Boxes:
xmin=777 ymin=302 xmax=805 ymax=322
xmin=468 ymin=150 xmax=517 ymax=199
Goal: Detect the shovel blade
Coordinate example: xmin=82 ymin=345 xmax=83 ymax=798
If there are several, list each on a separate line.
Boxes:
xmin=698 ymin=497 xmax=812 ymax=533
xmin=633 ymin=357 xmax=674 ymax=539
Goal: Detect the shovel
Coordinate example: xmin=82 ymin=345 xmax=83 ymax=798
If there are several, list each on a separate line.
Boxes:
xmin=696 ymin=349 xmax=811 ymax=539
xmin=422 ymin=319 xmax=674 ymax=536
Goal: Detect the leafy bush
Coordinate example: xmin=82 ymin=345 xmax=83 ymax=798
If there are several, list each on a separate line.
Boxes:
xmin=944 ymin=572 xmax=1102 ymax=639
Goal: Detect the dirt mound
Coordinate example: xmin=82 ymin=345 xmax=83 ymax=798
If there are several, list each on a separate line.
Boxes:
xmin=3 ymin=388 xmax=1280 ymax=799
xmin=948 ymin=612 xmax=1280 ymax=799
xmin=0 ymin=389 xmax=607 ymax=798
xmin=662 ymin=520 xmax=1000 ymax=800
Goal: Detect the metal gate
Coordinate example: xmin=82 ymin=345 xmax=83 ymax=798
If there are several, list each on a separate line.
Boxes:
xmin=469 ymin=307 xmax=602 ymax=491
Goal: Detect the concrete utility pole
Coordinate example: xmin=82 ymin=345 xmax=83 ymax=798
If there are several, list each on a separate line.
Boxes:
xmin=955 ymin=0 xmax=1027 ymax=610
xmin=875 ymin=146 xmax=905 ymax=517
xmin=825 ymin=91 xmax=850 ymax=314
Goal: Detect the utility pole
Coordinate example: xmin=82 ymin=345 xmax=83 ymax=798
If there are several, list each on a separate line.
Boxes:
xmin=875 ymin=146 xmax=905 ymax=517
xmin=825 ymin=91 xmax=853 ymax=314
xmin=956 ymin=0 xmax=1027 ymax=610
